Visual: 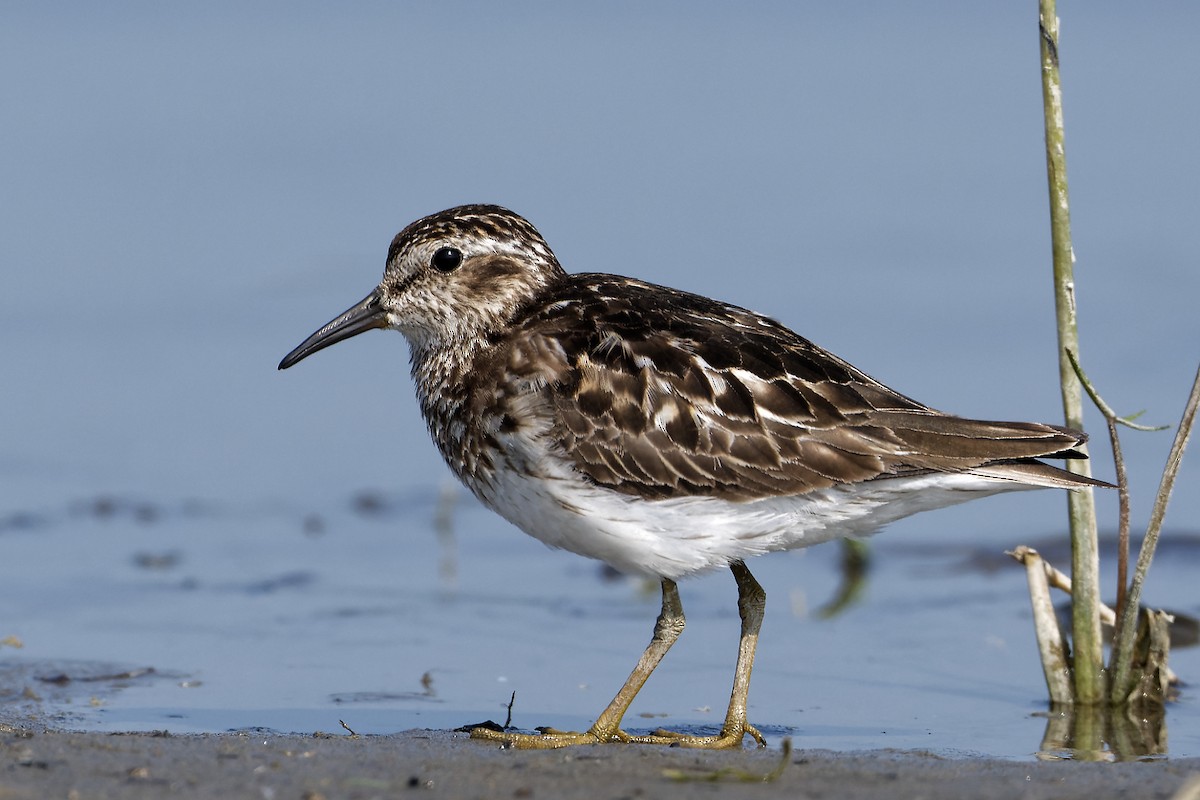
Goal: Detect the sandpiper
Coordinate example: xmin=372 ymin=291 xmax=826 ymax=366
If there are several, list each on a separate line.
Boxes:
xmin=279 ymin=204 xmax=1106 ymax=749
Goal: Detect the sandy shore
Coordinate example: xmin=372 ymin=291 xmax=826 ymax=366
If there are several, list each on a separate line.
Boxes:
xmin=3 ymin=725 xmax=1199 ymax=800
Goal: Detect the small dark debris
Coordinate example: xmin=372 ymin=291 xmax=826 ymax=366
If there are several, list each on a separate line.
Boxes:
xmin=107 ymin=729 xmax=171 ymax=738
xmin=36 ymin=667 xmax=157 ymax=684
xmin=133 ymin=550 xmax=182 ymax=570
xmin=36 ymin=674 xmax=71 ymax=685
xmin=73 ymin=496 xmax=162 ymax=524
xmin=243 ymin=571 xmax=316 ymax=594
xmin=90 ymin=497 xmax=118 ymax=518
xmin=330 ymin=690 xmax=441 ymax=704
xmin=455 ymin=720 xmax=506 ymax=733
xmin=352 ymin=491 xmax=388 ymax=516
xmin=118 ymin=667 xmax=158 ymax=684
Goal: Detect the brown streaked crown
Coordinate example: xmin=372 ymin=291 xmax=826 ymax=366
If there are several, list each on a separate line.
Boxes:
xmin=376 ymin=205 xmax=567 ymax=351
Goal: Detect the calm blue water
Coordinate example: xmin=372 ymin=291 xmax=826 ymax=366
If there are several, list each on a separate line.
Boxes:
xmin=2 ymin=3 xmax=1198 ymax=760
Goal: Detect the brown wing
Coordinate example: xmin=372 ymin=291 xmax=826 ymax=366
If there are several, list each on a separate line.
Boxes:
xmin=500 ymin=275 xmax=1091 ymax=501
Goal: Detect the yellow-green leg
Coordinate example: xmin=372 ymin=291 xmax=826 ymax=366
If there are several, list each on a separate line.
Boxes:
xmin=469 ymin=562 xmax=767 ymax=749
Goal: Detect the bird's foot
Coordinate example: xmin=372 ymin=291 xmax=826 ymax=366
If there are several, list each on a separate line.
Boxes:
xmin=640 ymin=721 xmax=768 ymax=749
xmin=466 ymin=725 xmax=622 ymax=749
xmin=467 ymin=721 xmax=766 ymax=749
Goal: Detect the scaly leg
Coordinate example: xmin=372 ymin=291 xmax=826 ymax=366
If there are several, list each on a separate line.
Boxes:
xmin=470 ymin=563 xmax=767 ymax=749
xmin=721 ymin=561 xmax=768 ymax=745
xmin=643 ymin=561 xmax=767 ymax=748
xmin=470 ymin=578 xmax=686 ymax=748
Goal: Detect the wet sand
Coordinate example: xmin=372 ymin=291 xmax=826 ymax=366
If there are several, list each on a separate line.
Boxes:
xmin=3 ymin=725 xmax=1198 ymax=800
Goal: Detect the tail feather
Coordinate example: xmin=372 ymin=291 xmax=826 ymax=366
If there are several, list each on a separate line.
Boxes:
xmin=866 ymin=412 xmax=1113 ymax=490
xmin=968 ymin=459 xmax=1115 ymax=490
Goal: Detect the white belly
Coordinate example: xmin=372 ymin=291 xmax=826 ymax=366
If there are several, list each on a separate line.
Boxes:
xmin=467 ymin=442 xmax=1028 ymax=580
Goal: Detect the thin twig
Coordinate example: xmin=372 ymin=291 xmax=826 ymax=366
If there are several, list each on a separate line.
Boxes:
xmin=1008 ymin=547 xmax=1072 ymax=703
xmin=1110 ymin=365 xmax=1200 ymax=703
xmin=1011 ymin=548 xmax=1115 ymax=626
xmin=1107 ymin=416 xmax=1131 ymax=621
xmin=1067 ymin=349 xmax=1170 ymax=432
xmin=1064 ymin=350 xmax=1136 ymax=624
xmin=503 ymin=691 xmax=516 ymax=729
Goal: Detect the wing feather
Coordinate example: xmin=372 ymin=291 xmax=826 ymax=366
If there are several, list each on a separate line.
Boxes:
xmin=490 ymin=275 xmax=1095 ymax=501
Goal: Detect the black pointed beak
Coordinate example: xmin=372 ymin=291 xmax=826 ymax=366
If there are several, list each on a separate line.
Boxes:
xmin=278 ymin=290 xmax=388 ymax=370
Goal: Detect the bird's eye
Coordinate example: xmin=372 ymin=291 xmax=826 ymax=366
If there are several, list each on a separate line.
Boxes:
xmin=430 ymin=247 xmax=463 ymax=273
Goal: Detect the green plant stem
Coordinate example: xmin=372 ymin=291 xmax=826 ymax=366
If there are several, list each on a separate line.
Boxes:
xmin=1039 ymin=0 xmax=1103 ymax=704
xmin=1110 ymin=364 xmax=1200 ymax=703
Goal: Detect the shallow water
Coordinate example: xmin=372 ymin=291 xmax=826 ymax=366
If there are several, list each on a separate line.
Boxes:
xmin=2 ymin=3 xmax=1199 ymax=762
xmin=3 ymin=487 xmax=1199 ymax=760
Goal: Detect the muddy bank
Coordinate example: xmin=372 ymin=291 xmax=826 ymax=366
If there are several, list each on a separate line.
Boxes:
xmin=2 ymin=726 xmax=1198 ymax=800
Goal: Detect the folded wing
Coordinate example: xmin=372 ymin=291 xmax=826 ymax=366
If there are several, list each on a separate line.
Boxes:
xmin=500 ymin=276 xmax=1102 ymax=501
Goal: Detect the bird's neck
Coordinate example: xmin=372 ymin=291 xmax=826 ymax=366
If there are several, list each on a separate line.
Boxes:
xmin=408 ymin=334 xmax=497 ymax=484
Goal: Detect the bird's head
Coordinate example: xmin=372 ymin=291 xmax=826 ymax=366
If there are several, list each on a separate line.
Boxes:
xmin=279 ymin=204 xmax=565 ymax=370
